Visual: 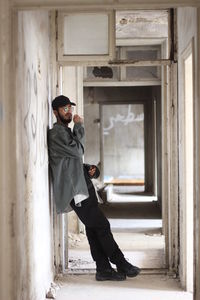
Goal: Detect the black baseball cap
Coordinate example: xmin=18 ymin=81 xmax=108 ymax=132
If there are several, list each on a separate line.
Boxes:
xmin=52 ymin=95 xmax=76 ymax=110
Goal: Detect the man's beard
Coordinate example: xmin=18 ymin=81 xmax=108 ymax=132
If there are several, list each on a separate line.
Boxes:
xmin=58 ymin=111 xmax=72 ymax=124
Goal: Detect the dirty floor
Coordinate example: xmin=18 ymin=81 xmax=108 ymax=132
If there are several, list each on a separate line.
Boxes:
xmin=68 ymin=231 xmax=165 ymax=269
xmin=55 ymin=274 xmax=193 ymax=300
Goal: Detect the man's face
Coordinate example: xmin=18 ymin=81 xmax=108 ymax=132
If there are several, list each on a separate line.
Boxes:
xmin=55 ymin=104 xmax=74 ymax=124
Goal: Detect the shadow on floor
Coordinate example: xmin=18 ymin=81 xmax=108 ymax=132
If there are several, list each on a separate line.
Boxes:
xmin=100 ymin=201 xmax=161 ymax=219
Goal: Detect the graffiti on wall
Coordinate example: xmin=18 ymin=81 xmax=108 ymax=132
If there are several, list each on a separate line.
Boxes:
xmin=103 ymin=104 xmax=144 ymax=135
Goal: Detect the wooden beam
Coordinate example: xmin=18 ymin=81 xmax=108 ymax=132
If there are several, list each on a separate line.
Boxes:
xmin=116 ymin=38 xmax=167 ymax=46
xmin=59 ymin=59 xmax=172 ymax=67
xmin=108 ymin=59 xmax=171 ymax=66
xmin=12 ymin=0 xmax=200 ymax=11
xmin=83 ymin=80 xmax=161 ymax=87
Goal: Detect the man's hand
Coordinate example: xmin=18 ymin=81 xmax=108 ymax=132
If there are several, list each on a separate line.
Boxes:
xmin=73 ymin=114 xmax=83 ymax=124
xmin=88 ymin=166 xmax=96 ymax=177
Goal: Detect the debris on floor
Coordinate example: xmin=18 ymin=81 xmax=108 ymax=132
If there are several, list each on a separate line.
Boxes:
xmin=46 ymin=282 xmax=61 ymax=299
xmin=68 ymin=232 xmax=86 ymax=248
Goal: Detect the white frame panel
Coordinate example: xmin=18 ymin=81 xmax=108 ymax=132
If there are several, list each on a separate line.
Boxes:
xmin=57 ymin=10 xmax=115 ymax=63
xmin=180 ymin=38 xmax=195 ymax=292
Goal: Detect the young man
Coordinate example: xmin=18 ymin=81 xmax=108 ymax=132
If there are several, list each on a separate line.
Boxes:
xmin=48 ymin=95 xmax=141 ymax=281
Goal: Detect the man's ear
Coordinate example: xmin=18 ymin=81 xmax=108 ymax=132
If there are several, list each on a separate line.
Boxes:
xmin=53 ymin=110 xmax=58 ymax=117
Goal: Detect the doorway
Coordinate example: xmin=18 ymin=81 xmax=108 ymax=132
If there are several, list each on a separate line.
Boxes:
xmin=57 ymin=8 xmax=173 ymax=275
xmin=67 ymin=83 xmax=165 ymax=271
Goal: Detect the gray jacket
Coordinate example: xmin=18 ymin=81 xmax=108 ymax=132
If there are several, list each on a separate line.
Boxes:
xmin=48 ymin=122 xmax=89 ymax=213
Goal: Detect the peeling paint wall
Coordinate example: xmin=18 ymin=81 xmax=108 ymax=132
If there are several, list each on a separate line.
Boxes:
xmin=15 ymin=10 xmax=53 ymax=300
xmin=116 ymin=10 xmax=168 ymax=39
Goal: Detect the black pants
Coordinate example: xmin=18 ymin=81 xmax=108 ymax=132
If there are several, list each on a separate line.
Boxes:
xmin=70 ymin=184 xmax=125 ymax=271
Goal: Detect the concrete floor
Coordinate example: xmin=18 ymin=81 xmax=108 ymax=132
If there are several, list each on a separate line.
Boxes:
xmin=63 ymin=195 xmax=191 ymax=299
xmin=68 ymin=231 xmax=165 ymax=269
xmin=55 ymin=274 xmax=193 ymax=300
xmin=100 ymin=201 xmax=161 ymax=219
xmin=68 ymin=199 xmax=164 ymax=270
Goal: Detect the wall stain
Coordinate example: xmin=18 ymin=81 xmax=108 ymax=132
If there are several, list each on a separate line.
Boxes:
xmin=10 ymin=203 xmax=15 ymax=237
xmin=38 ymin=57 xmax=41 ymax=75
xmin=0 ymin=102 xmax=3 ymax=121
xmin=31 ymin=114 xmax=36 ymax=138
xmin=34 ymin=72 xmax=37 ymax=96
xmin=23 ymin=68 xmax=31 ymax=175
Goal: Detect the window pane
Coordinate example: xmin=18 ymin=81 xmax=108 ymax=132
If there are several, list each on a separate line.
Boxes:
xmin=84 ymin=66 xmax=119 ymax=81
xmin=126 ymin=49 xmax=160 ymax=60
xmin=63 ymin=14 xmax=109 ymax=55
xmin=124 ymin=47 xmax=160 ymax=80
xmin=126 ymin=66 xmax=159 ymax=80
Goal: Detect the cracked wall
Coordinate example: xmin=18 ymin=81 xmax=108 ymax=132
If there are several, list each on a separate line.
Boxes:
xmin=15 ymin=10 xmax=54 ymax=300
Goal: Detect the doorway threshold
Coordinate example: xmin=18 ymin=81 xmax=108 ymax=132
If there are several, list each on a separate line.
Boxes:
xmin=61 ymin=268 xmax=170 ymax=276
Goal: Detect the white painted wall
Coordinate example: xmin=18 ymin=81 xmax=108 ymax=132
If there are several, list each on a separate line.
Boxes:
xmin=0 ymin=5 xmax=54 ymax=300
xmin=177 ymin=7 xmax=197 ymax=290
xmin=0 ymin=1 xmax=16 ymax=300
xmin=15 ymin=10 xmax=54 ymax=299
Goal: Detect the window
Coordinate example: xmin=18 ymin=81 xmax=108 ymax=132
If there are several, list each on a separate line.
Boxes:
xmin=57 ymin=11 xmax=115 ymax=62
xmin=83 ymin=46 xmax=161 ymax=82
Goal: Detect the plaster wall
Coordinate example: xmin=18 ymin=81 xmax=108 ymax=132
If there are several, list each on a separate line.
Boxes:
xmin=84 ymin=86 xmax=152 ymax=167
xmin=15 ymin=10 xmax=53 ymax=300
xmin=102 ymin=103 xmax=144 ymax=180
xmin=177 ymin=7 xmax=197 ymax=289
xmin=0 ymin=1 xmax=16 ymax=300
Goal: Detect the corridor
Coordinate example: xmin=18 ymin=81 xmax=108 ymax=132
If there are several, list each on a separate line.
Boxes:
xmin=1 ymin=1 xmax=200 ymax=300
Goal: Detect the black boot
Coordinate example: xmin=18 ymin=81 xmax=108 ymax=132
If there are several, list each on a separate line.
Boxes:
xmin=117 ymin=260 xmax=141 ymax=278
xmin=96 ymin=268 xmax=126 ymax=281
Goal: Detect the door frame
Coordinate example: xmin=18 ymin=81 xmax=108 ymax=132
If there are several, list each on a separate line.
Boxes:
xmin=53 ymin=8 xmax=178 ymax=276
xmin=179 ymin=38 xmax=195 ymax=291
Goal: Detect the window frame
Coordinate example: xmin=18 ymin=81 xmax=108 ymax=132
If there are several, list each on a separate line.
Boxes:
xmin=57 ymin=10 xmax=116 ymax=63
